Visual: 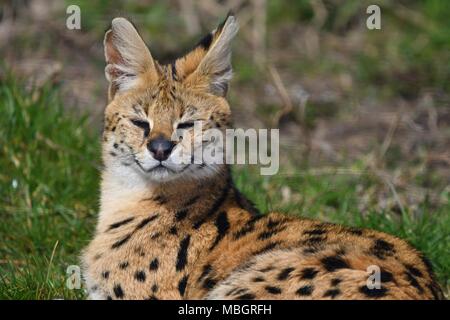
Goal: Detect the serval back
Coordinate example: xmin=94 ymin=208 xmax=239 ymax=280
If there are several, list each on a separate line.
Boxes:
xmin=81 ymin=14 xmax=444 ymax=300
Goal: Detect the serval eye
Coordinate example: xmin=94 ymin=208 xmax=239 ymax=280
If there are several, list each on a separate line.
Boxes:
xmin=131 ymin=119 xmax=150 ymax=136
xmin=176 ymin=121 xmax=195 ymax=130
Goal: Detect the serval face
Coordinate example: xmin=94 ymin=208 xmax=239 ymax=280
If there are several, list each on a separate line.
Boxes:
xmin=102 ymin=16 xmax=238 ymax=183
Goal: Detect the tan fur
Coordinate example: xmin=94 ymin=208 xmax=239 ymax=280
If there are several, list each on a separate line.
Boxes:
xmin=81 ymin=15 xmax=444 ymax=300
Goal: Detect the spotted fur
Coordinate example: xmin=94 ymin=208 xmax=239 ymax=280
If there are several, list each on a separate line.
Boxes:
xmin=81 ymin=14 xmax=444 ymax=300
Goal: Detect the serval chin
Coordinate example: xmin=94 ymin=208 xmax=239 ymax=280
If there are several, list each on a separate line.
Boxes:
xmin=81 ymin=14 xmax=444 ymax=300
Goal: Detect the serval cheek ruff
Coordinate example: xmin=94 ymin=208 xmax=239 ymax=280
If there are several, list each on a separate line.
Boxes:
xmin=81 ymin=14 xmax=444 ymax=300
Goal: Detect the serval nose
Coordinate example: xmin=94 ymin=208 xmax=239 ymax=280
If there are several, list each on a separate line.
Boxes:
xmin=147 ymin=136 xmax=175 ymax=161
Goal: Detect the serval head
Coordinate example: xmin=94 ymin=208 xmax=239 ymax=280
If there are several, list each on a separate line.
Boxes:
xmin=102 ymin=14 xmax=238 ymax=184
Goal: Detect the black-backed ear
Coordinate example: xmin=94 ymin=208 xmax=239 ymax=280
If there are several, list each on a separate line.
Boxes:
xmin=104 ymin=17 xmax=158 ymax=100
xmin=175 ymin=13 xmax=239 ymax=96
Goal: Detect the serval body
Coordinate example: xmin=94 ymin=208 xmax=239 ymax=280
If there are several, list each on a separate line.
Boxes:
xmin=81 ymin=15 xmax=444 ymax=300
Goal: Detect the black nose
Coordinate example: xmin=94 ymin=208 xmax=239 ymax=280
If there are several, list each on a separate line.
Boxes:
xmin=147 ymin=137 xmax=175 ymax=161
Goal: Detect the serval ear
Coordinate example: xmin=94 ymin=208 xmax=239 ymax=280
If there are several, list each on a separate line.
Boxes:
xmin=104 ymin=17 xmax=158 ymax=100
xmin=175 ymin=13 xmax=239 ymax=97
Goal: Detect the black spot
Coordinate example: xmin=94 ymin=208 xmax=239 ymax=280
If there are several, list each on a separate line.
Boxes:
xmin=119 ymin=262 xmax=129 ymax=269
xmin=192 ymin=218 xmax=206 ymax=230
xmin=265 ymin=286 xmax=282 ymax=294
xmin=107 ymin=217 xmax=134 ymax=231
xmin=405 ymin=264 xmax=423 ymax=278
xmin=233 ymin=215 xmax=264 ymax=240
xmin=347 ymin=227 xmax=363 ymax=236
xmin=323 ymin=288 xmax=341 ymax=299
xmin=178 ymin=275 xmax=188 ymax=296
xmin=109 ymin=152 xmax=117 ymax=157
xmin=421 ymin=255 xmax=434 ymax=275
xmin=253 ymin=241 xmax=281 ymax=255
xmin=169 ymin=226 xmax=177 ymax=235
xmin=111 ymin=234 xmax=132 ymax=249
xmin=176 ymin=235 xmax=191 ymax=271
xmin=405 ymin=272 xmax=424 ymax=293
xmin=321 ymin=256 xmax=350 ymax=272
xmin=266 ymin=218 xmax=283 ymax=229
xmin=152 ymin=195 xmax=167 ymax=204
xmin=277 ymin=267 xmax=295 ymax=281
xmin=236 ymin=293 xmax=256 ymax=300
xmin=169 ymin=89 xmax=176 ymax=100
xmin=134 ymin=270 xmax=146 ymax=282
xmin=300 ymin=268 xmax=319 ymax=280
xmin=170 ymin=62 xmax=178 ymax=80
xmin=359 ymin=285 xmax=388 ymax=298
xmin=184 ymin=195 xmax=200 ymax=207
xmin=135 ymin=214 xmax=159 ymax=230
xmin=106 ymin=295 xmax=112 ymax=300
xmin=151 ymin=284 xmax=158 ymax=293
xmin=149 ymin=258 xmax=159 ymax=271
xmin=113 ymin=143 xmax=119 ymax=149
xmin=304 ymin=228 xmax=326 ymax=236
xmin=296 ymin=285 xmax=314 ymax=296
xmin=331 ymin=278 xmax=342 ymax=286
xmin=202 ymin=278 xmax=217 ymax=289
xmin=257 ymin=225 xmax=286 ymax=240
xmin=102 ymin=271 xmax=110 ymax=279
xmin=380 ymin=270 xmax=394 ymax=283
xmin=209 ymin=211 xmax=230 ymax=250
xmin=175 ymin=209 xmax=188 ymax=221
xmin=198 ymin=264 xmax=213 ymax=283
xmin=113 ymin=284 xmax=124 ymax=299
xmin=303 ymin=247 xmax=320 ymax=255
xmin=372 ymin=239 xmax=395 ymax=259
xmin=259 ymin=266 xmax=274 ymax=273
xmin=302 ymin=236 xmax=326 ymax=245
xmin=252 ymin=276 xmax=265 ymax=282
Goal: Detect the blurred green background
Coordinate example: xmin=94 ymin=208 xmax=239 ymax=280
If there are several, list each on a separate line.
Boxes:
xmin=0 ymin=0 xmax=448 ymax=299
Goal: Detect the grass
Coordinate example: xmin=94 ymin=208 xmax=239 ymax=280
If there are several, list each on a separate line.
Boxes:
xmin=61 ymin=1 xmax=449 ymax=95
xmin=0 ymin=73 xmax=99 ymax=299
xmin=0 ymin=73 xmax=448 ymax=299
